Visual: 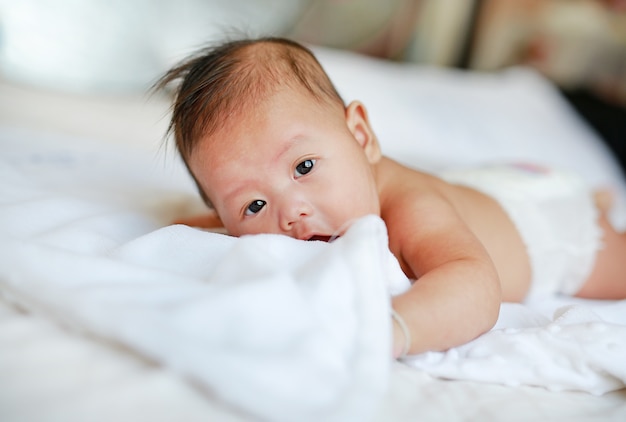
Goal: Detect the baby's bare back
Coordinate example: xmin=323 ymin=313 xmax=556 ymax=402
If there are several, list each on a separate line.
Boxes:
xmin=442 ymin=183 xmax=531 ymax=301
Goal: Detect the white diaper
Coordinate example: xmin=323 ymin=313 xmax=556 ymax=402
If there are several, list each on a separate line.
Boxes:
xmin=440 ymin=164 xmax=602 ymax=299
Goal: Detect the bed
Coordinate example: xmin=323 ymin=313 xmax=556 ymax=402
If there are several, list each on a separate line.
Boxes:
xmin=1 ymin=46 xmax=626 ymax=422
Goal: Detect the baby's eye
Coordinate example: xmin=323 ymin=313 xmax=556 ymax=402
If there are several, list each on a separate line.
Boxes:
xmin=295 ymin=159 xmax=316 ymax=177
xmin=245 ymin=199 xmax=266 ymax=216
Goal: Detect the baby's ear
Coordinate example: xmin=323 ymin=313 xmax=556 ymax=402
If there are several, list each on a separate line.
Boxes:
xmin=345 ymin=101 xmax=382 ymax=163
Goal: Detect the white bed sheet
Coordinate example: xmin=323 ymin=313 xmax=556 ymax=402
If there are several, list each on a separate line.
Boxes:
xmin=2 ymin=48 xmax=626 ymax=421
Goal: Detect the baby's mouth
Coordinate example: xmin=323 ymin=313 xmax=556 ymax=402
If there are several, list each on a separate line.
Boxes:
xmin=307 ymin=235 xmax=334 ymax=242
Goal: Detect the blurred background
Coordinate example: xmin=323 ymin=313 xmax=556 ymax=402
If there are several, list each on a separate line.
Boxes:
xmin=0 ymin=0 xmax=624 ymax=164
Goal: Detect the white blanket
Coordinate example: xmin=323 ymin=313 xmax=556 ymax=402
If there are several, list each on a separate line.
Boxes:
xmin=0 ymin=128 xmax=402 ymax=422
xmin=404 ymin=300 xmax=626 ymax=395
xmin=1 ymin=126 xmax=625 ymax=422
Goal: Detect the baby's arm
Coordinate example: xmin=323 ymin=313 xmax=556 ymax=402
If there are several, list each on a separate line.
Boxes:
xmin=386 ymin=193 xmax=501 ymax=357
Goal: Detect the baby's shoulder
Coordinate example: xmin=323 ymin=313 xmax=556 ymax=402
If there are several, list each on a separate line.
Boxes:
xmin=382 ymin=181 xmax=460 ymax=235
xmin=380 ymin=161 xmax=456 ymax=212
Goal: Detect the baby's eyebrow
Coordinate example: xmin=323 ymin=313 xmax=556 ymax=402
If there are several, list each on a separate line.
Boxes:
xmin=224 ymin=182 xmax=255 ymax=206
xmin=272 ymin=134 xmax=306 ymax=162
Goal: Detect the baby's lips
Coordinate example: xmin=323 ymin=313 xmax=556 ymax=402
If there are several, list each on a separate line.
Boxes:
xmin=307 ymin=234 xmax=333 ymax=242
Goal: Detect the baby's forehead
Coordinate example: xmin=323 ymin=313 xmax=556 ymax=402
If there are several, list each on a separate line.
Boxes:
xmin=194 ymin=83 xmax=331 ymax=144
xmin=192 ymin=87 xmax=344 ymax=165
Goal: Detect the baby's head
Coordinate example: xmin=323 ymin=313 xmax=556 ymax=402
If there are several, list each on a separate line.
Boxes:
xmin=157 ymin=37 xmax=344 ymax=200
xmin=158 ymin=37 xmax=382 ymax=239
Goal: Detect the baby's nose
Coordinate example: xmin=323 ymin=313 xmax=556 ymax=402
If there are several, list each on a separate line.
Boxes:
xmin=278 ymin=198 xmax=312 ymax=235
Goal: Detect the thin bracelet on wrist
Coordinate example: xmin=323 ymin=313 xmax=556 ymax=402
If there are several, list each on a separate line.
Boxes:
xmin=391 ymin=308 xmax=411 ymax=358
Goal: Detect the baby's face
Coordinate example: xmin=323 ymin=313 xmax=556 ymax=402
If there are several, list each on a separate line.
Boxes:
xmin=188 ymin=88 xmax=381 ymax=240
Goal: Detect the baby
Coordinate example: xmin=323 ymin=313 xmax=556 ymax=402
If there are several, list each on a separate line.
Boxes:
xmin=156 ymin=37 xmax=626 ymax=359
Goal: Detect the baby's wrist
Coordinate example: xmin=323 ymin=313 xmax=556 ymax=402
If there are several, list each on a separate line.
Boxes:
xmin=391 ymin=309 xmax=411 ymax=359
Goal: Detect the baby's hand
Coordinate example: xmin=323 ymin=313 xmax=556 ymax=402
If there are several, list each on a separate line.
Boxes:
xmin=172 ymin=212 xmax=224 ymax=229
xmin=594 ymin=189 xmax=614 ymax=213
